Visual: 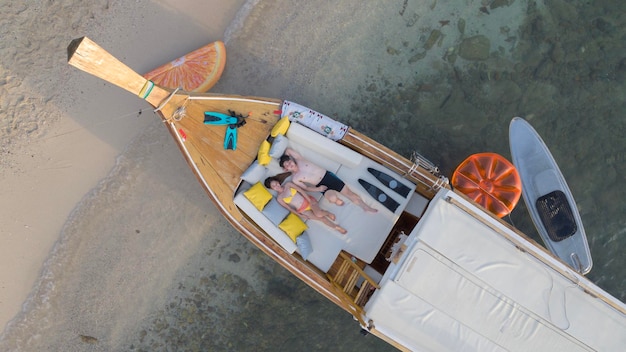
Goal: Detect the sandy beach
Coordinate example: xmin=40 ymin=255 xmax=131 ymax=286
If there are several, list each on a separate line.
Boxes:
xmin=0 ymin=0 xmax=246 ymax=339
xmin=1 ymin=0 xmax=625 ymax=350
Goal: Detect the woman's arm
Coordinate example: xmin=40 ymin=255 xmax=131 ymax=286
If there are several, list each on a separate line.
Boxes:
xmin=276 ymin=196 xmax=293 ymax=212
xmin=276 ymin=190 xmax=306 ymax=218
xmin=290 ymin=179 xmax=327 ymax=193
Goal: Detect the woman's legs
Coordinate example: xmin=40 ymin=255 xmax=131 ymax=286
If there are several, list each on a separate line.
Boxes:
xmin=302 ymin=208 xmax=347 ymax=234
xmin=340 ymin=186 xmax=377 ymax=213
xmin=309 ymin=203 xmax=334 ymax=220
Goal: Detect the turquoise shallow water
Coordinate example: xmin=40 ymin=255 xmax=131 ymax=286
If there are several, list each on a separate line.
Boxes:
xmin=137 ymin=1 xmax=626 ymax=350
xmin=2 ymin=0 xmax=624 ymax=351
xmin=220 ymin=0 xmax=626 ymax=298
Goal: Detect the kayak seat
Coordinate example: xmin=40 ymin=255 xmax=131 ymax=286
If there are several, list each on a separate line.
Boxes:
xmin=535 ymin=190 xmax=577 ymax=242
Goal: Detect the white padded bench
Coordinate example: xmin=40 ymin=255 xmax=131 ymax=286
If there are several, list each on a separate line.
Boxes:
xmin=234 ymin=122 xmax=417 ymax=272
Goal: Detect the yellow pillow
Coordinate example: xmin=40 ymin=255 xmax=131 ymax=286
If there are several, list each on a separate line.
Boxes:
xmin=279 ymin=213 xmax=308 ymax=242
xmin=257 ymin=140 xmax=271 ymax=166
xmin=270 ymin=116 xmax=290 ymax=137
xmin=243 ymin=182 xmax=273 ymax=211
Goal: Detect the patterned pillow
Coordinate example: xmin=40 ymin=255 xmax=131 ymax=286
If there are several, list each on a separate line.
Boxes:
xmin=243 ymin=182 xmax=272 ymax=211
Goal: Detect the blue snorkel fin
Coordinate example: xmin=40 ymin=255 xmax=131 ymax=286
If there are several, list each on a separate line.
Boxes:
xmin=204 ymin=110 xmax=247 ymax=150
xmin=204 ymin=112 xmax=238 ymax=125
xmin=224 ymin=125 xmax=238 ymax=150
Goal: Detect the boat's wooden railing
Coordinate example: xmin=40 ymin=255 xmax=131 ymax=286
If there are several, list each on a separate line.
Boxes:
xmin=341 ymin=130 xmax=448 ymax=198
xmin=326 ymin=252 xmax=380 ymax=326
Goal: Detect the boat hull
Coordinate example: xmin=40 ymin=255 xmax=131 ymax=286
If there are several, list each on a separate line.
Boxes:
xmin=69 ymin=37 xmax=626 ymax=351
xmin=509 ymin=117 xmax=592 ymax=274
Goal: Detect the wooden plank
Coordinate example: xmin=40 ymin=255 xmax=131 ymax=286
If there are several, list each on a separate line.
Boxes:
xmin=355 ymin=282 xmax=373 ymax=306
xmin=67 ymin=37 xmax=182 ymax=119
xmin=171 ymin=97 xmax=281 ymax=196
xmin=341 ymin=129 xmax=443 ymax=197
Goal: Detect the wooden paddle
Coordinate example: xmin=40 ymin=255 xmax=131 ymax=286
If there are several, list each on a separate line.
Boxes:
xmin=67 ymin=37 xmax=179 ymax=116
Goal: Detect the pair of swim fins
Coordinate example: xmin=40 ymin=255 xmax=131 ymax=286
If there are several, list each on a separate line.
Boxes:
xmin=204 ymin=111 xmax=245 ymax=150
xmin=359 ymin=179 xmax=400 ymax=212
xmin=359 ymin=169 xmax=412 ymax=213
xmin=367 ymin=168 xmax=410 ymax=198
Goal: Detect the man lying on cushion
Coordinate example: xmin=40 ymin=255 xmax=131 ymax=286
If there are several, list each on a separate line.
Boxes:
xmin=265 ymin=173 xmax=347 ymax=234
xmin=280 ymin=148 xmax=377 ymax=213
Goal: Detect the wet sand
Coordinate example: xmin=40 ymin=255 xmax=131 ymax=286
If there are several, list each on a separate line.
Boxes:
xmin=0 ymin=0 xmax=246 ymax=341
xmin=1 ymin=0 xmax=625 ymax=350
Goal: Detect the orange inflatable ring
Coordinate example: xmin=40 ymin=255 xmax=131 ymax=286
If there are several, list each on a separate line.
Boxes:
xmin=451 ymin=152 xmax=522 ymax=218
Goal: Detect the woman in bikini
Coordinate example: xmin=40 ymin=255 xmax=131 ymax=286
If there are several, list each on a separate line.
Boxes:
xmin=265 ymin=174 xmax=347 ymax=234
xmin=279 ymin=148 xmax=377 ymax=213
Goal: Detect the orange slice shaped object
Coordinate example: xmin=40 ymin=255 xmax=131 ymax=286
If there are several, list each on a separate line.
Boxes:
xmin=452 ymin=152 xmax=522 ymax=218
xmin=143 ymin=41 xmax=226 ymax=92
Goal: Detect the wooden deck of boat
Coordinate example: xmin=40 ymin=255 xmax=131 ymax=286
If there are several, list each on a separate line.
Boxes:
xmin=168 ymin=102 xmax=449 ymax=316
xmin=168 ymin=96 xmax=281 ymax=201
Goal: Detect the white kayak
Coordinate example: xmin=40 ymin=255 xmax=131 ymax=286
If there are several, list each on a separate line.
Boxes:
xmin=509 ymin=117 xmax=592 ymax=274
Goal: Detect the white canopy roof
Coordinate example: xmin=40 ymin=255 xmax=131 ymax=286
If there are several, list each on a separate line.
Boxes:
xmin=365 ymin=189 xmax=626 ymax=351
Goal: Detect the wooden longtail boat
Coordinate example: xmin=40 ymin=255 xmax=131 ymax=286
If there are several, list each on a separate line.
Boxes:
xmin=67 ymin=37 xmax=626 ymax=351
